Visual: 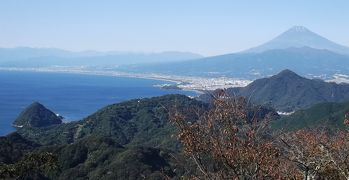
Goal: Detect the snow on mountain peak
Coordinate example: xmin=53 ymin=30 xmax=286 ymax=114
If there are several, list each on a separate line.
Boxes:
xmin=287 ymin=26 xmax=310 ymax=33
xmin=244 ymin=26 xmax=349 ymax=55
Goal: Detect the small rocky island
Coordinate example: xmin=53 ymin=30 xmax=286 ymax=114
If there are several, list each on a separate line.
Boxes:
xmin=13 ymin=102 xmax=63 ymax=128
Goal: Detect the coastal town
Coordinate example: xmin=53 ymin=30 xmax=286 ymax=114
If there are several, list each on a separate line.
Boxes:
xmin=2 ymin=66 xmax=349 ymax=94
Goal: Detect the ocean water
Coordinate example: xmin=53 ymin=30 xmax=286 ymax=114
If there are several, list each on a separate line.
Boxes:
xmin=0 ymin=71 xmax=196 ymax=136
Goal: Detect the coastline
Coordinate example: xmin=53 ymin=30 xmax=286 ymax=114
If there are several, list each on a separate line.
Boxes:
xmin=0 ymin=70 xmax=200 ymax=136
xmin=0 ymin=67 xmax=180 ymax=84
xmin=0 ymin=67 xmax=251 ymax=92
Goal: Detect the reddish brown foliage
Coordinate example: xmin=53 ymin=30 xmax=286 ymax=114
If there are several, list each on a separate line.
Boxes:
xmin=170 ymin=95 xmax=283 ymax=179
xmin=171 ymin=92 xmax=349 ymax=179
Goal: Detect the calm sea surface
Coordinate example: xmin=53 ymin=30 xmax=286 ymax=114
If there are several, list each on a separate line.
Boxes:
xmin=0 ymin=71 xmax=196 ymax=135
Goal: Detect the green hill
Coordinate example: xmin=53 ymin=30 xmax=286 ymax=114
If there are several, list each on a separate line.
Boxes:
xmin=17 ymin=94 xmax=207 ymax=148
xmin=3 ymin=95 xmax=204 ymax=179
xmin=0 ymin=132 xmax=38 ymax=164
xmin=3 ymin=94 xmax=277 ymax=179
xmin=37 ymin=136 xmax=178 ymax=179
xmin=226 ymin=69 xmax=349 ymax=112
xmin=0 ymin=135 xmax=179 ymax=179
xmin=13 ymin=102 xmax=63 ymax=128
xmin=272 ymin=101 xmax=349 ymax=131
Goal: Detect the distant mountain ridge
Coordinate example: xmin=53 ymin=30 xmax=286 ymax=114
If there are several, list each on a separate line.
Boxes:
xmin=127 ymin=26 xmax=349 ymax=79
xmin=3 ymin=26 xmax=349 ymax=81
xmin=245 ymin=26 xmax=349 ymax=55
xmin=131 ymin=47 xmax=349 ymax=79
xmin=0 ymin=47 xmax=203 ymax=67
xmin=223 ymin=70 xmax=349 ymax=111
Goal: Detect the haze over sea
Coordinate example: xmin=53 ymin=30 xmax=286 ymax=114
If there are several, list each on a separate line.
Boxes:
xmin=0 ymin=70 xmax=196 ymax=135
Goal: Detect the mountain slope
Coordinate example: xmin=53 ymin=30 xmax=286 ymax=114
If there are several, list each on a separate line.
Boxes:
xmin=130 ymin=47 xmax=349 ymax=79
xmin=16 ymin=94 xmax=277 ymax=147
xmin=39 ymin=136 xmax=178 ymax=179
xmin=0 ymin=132 xmax=39 ymax=164
xmin=272 ymin=101 xmax=349 ymax=131
xmin=13 ymin=102 xmax=63 ymax=128
xmin=245 ymin=26 xmax=349 ymax=55
xmin=225 ymin=70 xmax=349 ymax=112
xmin=5 ymin=94 xmax=278 ymax=179
xmin=17 ymin=94 xmax=207 ymax=147
xmin=0 ymin=134 xmax=180 ymax=179
xmin=130 ymin=26 xmax=349 ymax=79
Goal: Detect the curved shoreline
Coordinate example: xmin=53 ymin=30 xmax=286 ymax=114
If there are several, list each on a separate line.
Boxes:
xmin=0 ymin=67 xmax=251 ymax=92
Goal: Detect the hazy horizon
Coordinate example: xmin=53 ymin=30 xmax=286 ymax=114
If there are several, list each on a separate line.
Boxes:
xmin=1 ymin=0 xmax=349 ymax=56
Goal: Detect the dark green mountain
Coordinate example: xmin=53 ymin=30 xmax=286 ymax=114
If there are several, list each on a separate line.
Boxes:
xmin=37 ymin=136 xmax=178 ymax=179
xmin=224 ymin=70 xmax=349 ymax=112
xmin=0 ymin=132 xmax=38 ymax=164
xmin=2 ymin=94 xmax=277 ymax=179
xmin=17 ymin=95 xmax=207 ymax=147
xmin=16 ymin=94 xmax=277 ymax=147
xmin=1 ymin=95 xmax=205 ymax=179
xmin=0 ymin=134 xmax=177 ymax=179
xmin=272 ymin=101 xmax=349 ymax=131
xmin=13 ymin=102 xmax=63 ymax=128
xmin=199 ymin=70 xmax=349 ymax=112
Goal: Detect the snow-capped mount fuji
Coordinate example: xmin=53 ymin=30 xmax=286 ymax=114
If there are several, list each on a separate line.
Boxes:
xmin=245 ymin=26 xmax=349 ymax=55
xmin=119 ymin=26 xmax=349 ymax=79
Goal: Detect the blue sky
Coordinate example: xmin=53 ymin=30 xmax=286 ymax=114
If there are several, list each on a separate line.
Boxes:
xmin=1 ymin=0 xmax=348 ymax=56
